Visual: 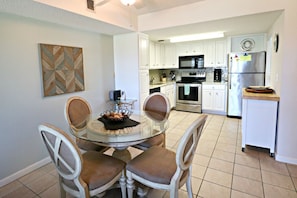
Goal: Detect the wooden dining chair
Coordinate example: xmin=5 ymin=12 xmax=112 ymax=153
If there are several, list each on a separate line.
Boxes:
xmin=133 ymin=92 xmax=170 ymax=150
xmin=65 ymin=96 xmax=108 ymax=152
xmin=38 ymin=123 xmax=126 ymax=198
xmin=126 ymin=115 xmax=208 ymax=198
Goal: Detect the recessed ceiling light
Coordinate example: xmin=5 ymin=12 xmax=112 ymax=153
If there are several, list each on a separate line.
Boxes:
xmin=170 ymin=31 xmax=224 ymax=43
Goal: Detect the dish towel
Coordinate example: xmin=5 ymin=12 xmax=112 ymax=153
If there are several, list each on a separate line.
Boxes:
xmin=98 ymin=117 xmax=140 ymax=130
xmin=184 ymin=84 xmax=190 ymax=95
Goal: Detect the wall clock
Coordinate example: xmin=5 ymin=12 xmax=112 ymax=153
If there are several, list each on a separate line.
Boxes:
xmin=274 ymin=33 xmax=279 ymax=53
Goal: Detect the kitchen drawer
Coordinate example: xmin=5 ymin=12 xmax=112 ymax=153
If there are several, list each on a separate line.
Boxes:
xmin=203 ymin=84 xmax=226 ymax=90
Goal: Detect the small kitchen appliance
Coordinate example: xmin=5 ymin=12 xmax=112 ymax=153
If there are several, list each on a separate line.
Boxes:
xmin=179 ymin=55 xmax=204 ymax=69
xmin=214 ymin=69 xmax=222 ymax=82
xmin=109 ymin=90 xmax=121 ymax=101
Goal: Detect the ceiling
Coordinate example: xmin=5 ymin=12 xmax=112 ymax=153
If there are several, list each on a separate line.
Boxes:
xmin=106 ymin=0 xmax=205 ymax=15
xmin=0 ymin=0 xmax=282 ymax=41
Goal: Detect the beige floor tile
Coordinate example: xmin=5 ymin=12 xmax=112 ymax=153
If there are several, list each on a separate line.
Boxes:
xmin=212 ymin=149 xmax=235 ymax=163
xmin=208 ymin=158 xmax=234 ymax=174
xmin=19 ymin=169 xmax=48 ymax=185
xmin=231 ymin=190 xmax=259 ymax=198
xmin=262 ymin=170 xmax=295 ymax=190
xmin=192 ymin=154 xmax=210 ymax=167
xmin=0 ymin=181 xmax=23 ymax=197
xmin=234 ymin=164 xmax=261 ymax=181
xmin=232 ymin=175 xmax=264 ymax=198
xmin=25 ymin=174 xmax=57 ymax=194
xmin=204 ymin=168 xmax=232 ymax=187
xmin=293 ymin=177 xmax=297 ymax=190
xmin=163 ymin=189 xmax=194 ymax=198
xmin=181 ymin=176 xmax=202 ymax=195
xmin=217 ymin=136 xmax=237 ymax=146
xmin=39 ymin=183 xmax=60 ymax=198
xmin=263 ymin=183 xmax=297 ymax=198
xmin=2 ymin=185 xmax=37 ymax=198
xmin=191 ymin=163 xmax=207 ymax=179
xmin=288 ymin=164 xmax=297 ymax=177
xmin=260 ymin=156 xmax=289 ymax=175
xmin=235 ymin=154 xmax=260 ymax=169
xmin=198 ymin=181 xmax=231 ymax=198
xmin=215 ymin=142 xmax=236 ymax=153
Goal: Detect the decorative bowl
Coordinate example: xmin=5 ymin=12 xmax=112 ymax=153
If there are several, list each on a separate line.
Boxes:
xmin=100 ymin=109 xmax=132 ymax=122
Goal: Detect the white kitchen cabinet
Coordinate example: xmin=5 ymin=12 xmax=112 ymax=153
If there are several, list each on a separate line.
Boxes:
xmin=202 ymin=83 xmax=227 ymax=115
xmin=176 ymin=42 xmax=204 ymax=56
xmin=114 ymin=33 xmax=149 ymax=111
xmin=242 ymin=90 xmax=280 ymax=156
xmin=204 ymin=39 xmax=227 ymax=67
xmin=139 ymin=34 xmax=150 ymax=70
xmin=164 ymin=44 xmax=178 ymax=68
xmin=139 ymin=70 xmax=150 ymax=109
xmin=160 ymin=83 xmax=176 ymax=109
xmin=149 ymin=41 xmax=165 ymax=69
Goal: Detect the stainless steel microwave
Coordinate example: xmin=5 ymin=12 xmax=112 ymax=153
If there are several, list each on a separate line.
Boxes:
xmin=179 ymin=55 xmax=204 ymax=69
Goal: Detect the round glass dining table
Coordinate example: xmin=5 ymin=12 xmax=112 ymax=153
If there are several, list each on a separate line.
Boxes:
xmin=69 ymin=110 xmax=169 ymax=162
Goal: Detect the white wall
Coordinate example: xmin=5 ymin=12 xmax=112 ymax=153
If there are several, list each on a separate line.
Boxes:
xmin=0 ymin=13 xmax=115 ymax=183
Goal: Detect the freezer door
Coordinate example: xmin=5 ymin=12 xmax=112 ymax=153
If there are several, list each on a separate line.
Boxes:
xmin=227 ymin=73 xmax=265 ymax=117
xmin=228 ymin=52 xmax=266 ymax=73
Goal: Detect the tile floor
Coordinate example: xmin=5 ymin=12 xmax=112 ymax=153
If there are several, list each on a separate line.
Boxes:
xmin=1 ymin=110 xmax=297 ymax=198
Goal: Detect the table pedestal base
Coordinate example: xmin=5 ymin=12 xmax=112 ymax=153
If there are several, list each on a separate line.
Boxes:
xmin=112 ymin=148 xmax=132 ymax=163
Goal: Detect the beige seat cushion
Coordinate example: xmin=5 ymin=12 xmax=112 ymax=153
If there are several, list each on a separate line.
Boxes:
xmin=81 ymin=151 xmax=125 ymax=190
xmin=126 ymin=146 xmax=176 ymax=184
xmin=136 ymin=134 xmax=164 ymax=148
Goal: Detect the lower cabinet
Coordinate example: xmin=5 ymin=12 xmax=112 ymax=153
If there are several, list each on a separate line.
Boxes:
xmin=160 ymin=83 xmax=176 ymax=109
xmin=202 ymin=83 xmax=227 ymax=115
xmin=241 ymin=93 xmax=279 ymax=157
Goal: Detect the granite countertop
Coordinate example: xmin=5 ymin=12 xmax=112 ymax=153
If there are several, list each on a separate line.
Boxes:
xmin=242 ymin=89 xmax=280 ymax=101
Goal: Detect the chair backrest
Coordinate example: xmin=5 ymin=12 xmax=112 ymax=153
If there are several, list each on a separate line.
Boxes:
xmin=143 ymin=92 xmax=170 ymax=122
xmin=172 ymin=115 xmax=207 ymax=186
xmin=65 ymin=96 xmax=92 ymax=130
xmin=38 ymin=124 xmax=88 ymax=196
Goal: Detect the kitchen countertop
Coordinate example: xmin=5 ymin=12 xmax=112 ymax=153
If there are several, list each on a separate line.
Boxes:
xmin=242 ymin=89 xmax=280 ymax=101
xmin=202 ymin=81 xmax=227 ymax=85
xmin=149 ymin=81 xmax=176 ymax=89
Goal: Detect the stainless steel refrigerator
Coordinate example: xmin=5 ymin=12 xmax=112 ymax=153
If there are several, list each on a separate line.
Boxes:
xmin=227 ymin=51 xmax=266 ymax=117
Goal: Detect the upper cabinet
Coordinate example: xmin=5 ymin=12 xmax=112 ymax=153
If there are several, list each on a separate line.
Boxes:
xmin=204 ymin=39 xmax=227 ymax=67
xmin=176 ymin=42 xmax=204 ymax=56
xmin=139 ymin=34 xmax=150 ymax=70
xmin=164 ymin=44 xmax=178 ymax=68
xmin=150 ymin=41 xmax=177 ymax=69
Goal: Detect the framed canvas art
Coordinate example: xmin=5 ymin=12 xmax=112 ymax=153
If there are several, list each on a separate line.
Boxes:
xmin=40 ymin=44 xmax=85 ymax=97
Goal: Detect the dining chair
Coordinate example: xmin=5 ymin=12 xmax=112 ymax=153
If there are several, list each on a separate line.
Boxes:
xmin=126 ymin=115 xmax=208 ymax=198
xmin=38 ymin=123 xmax=126 ymax=198
xmin=65 ymin=96 xmax=108 ymax=152
xmin=133 ymin=92 xmax=171 ymax=150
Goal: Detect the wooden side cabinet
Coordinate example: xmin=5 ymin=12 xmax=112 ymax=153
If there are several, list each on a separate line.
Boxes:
xmin=241 ymin=90 xmax=280 ymax=157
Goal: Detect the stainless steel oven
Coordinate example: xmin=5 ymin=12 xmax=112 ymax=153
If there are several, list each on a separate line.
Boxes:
xmin=176 ymin=83 xmax=202 ymax=113
xmin=175 ymin=71 xmax=205 ymax=113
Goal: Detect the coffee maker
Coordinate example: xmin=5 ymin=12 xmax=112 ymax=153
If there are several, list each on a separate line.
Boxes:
xmin=214 ymin=69 xmax=222 ymax=82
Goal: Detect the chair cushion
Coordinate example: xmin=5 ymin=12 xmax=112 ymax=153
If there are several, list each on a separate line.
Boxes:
xmin=137 ymin=134 xmax=164 ymax=148
xmin=76 ymin=138 xmax=107 ymax=152
xmin=127 ymin=146 xmax=176 ymax=184
xmin=81 ymin=151 xmax=125 ymax=190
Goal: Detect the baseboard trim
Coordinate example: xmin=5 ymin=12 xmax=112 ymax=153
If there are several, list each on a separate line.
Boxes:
xmin=275 ymin=154 xmax=297 ymax=165
xmin=0 ymin=157 xmax=51 ymax=187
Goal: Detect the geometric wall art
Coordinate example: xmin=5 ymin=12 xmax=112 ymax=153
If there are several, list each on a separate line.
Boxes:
xmin=39 ymin=43 xmax=85 ymax=97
